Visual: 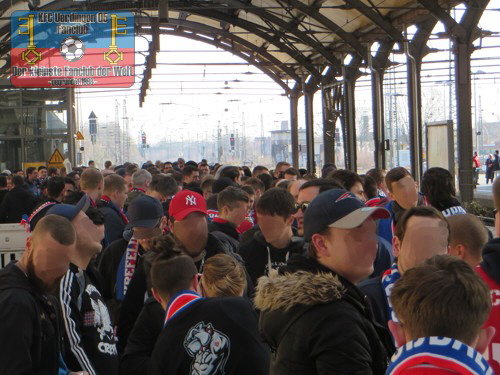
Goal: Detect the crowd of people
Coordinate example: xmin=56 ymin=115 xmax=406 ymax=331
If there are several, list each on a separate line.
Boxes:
xmin=0 ymin=157 xmax=499 ymax=375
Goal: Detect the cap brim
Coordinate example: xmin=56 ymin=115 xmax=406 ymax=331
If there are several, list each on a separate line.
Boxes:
xmin=173 ymin=207 xmax=207 ymax=221
xmin=329 ymin=207 xmax=390 ymax=229
xmin=133 ymin=226 xmax=162 ymax=239
xmin=75 ymin=194 xmax=90 ymax=216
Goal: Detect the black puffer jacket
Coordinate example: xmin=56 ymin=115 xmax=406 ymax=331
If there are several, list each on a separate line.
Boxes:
xmin=254 ymin=255 xmax=394 ymax=375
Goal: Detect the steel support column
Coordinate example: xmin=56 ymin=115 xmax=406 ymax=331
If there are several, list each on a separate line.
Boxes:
xmin=371 ymin=68 xmax=385 ymax=169
xmin=66 ymin=88 xmax=76 ymax=167
xmin=416 ymin=0 xmax=489 ymax=203
xmin=454 ymin=39 xmax=474 ymax=203
xmin=342 ymin=67 xmax=357 ymax=172
xmin=321 ymin=85 xmax=339 ymax=166
xmin=290 ymin=92 xmax=300 ymax=168
xmin=304 ymin=89 xmax=315 ymax=173
xmin=406 ymin=43 xmax=423 ymax=183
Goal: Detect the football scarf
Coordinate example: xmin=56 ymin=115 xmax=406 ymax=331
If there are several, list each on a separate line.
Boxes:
xmin=164 ymin=291 xmax=203 ymax=326
xmin=100 ymin=195 xmax=129 ymax=225
xmin=381 ymin=262 xmax=400 ymax=322
xmin=21 ymin=200 xmax=57 ymax=232
xmin=386 ymin=336 xmax=493 ymax=375
xmin=115 ymin=237 xmax=139 ymax=301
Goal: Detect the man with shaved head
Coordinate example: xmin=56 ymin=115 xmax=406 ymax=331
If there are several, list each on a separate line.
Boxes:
xmin=447 ymin=213 xmax=488 ymax=267
xmin=0 ymin=215 xmax=76 ymax=374
xmin=360 ymin=206 xmax=450 ymax=332
xmin=80 ymin=167 xmax=104 ymax=207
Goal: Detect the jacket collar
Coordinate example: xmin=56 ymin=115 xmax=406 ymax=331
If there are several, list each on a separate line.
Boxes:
xmin=254 ymin=267 xmax=345 ymax=311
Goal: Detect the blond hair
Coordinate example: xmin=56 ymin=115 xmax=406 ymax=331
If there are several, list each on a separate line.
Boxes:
xmin=202 ymin=254 xmax=246 ymax=297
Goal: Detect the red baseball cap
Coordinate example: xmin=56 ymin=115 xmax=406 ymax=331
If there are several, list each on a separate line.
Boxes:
xmin=169 ymin=190 xmax=207 ymax=221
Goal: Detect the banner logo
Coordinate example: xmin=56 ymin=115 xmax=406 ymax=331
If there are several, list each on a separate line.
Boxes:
xmin=11 ymin=11 xmax=135 ymax=88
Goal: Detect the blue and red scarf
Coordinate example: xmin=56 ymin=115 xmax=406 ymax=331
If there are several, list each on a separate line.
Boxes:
xmin=115 ymin=237 xmax=139 ymax=301
xmin=381 ymin=262 xmax=400 ymax=322
xmin=386 ymin=336 xmax=493 ymax=375
xmin=164 ymin=291 xmax=202 ymax=326
xmin=21 ymin=201 xmax=57 ymax=232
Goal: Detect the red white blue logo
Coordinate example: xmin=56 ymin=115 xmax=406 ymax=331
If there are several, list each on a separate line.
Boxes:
xmin=335 ymin=192 xmax=356 ymax=203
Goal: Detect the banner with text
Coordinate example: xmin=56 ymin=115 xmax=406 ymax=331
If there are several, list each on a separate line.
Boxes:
xmin=11 ymin=11 xmax=135 ymax=88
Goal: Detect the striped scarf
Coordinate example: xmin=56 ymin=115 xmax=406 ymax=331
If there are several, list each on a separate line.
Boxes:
xmin=115 ymin=237 xmax=139 ymax=301
xmin=164 ymin=291 xmax=202 ymax=326
xmin=386 ymin=336 xmax=492 ymax=375
xmin=381 ymin=262 xmax=400 ymax=322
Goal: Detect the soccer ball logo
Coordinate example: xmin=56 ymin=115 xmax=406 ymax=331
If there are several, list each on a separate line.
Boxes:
xmin=60 ymin=37 xmax=86 ymax=62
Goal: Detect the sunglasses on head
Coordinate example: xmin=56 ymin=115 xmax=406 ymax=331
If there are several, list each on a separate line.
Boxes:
xmin=294 ymin=202 xmax=310 ymax=213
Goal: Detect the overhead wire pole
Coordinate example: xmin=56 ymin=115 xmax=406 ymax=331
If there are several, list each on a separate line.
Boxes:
xmin=114 ymin=99 xmax=121 ymax=164
xmin=123 ymin=98 xmax=130 ymax=162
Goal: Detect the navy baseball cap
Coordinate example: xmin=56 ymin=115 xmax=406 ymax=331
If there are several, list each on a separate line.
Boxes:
xmin=45 ymin=194 xmax=90 ymax=222
xmin=303 ymin=189 xmax=390 ymax=241
xmin=126 ymin=195 xmax=163 ymax=239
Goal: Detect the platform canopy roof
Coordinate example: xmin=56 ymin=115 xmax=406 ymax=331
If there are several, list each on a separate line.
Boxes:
xmin=0 ymin=0 xmax=480 ymax=93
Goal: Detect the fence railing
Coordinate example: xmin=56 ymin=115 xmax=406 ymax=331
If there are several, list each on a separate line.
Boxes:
xmin=0 ymin=223 xmax=29 ymax=268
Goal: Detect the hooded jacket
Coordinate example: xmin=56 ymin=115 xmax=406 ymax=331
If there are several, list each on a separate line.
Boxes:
xmin=208 ymin=217 xmax=240 ymax=253
xmin=238 ymin=230 xmax=305 ymax=287
xmin=0 ymin=262 xmax=61 ymax=375
xmin=254 ymin=255 xmax=394 ymax=375
xmin=149 ymin=295 xmax=270 ymax=375
xmin=476 ymin=237 xmax=500 ymax=373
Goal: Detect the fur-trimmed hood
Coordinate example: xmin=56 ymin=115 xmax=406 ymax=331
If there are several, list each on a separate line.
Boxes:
xmin=254 ymin=270 xmax=345 ymax=312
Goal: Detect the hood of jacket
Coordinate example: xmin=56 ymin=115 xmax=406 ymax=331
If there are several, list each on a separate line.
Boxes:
xmin=253 ymin=230 xmax=305 ymax=254
xmin=209 ymin=219 xmax=240 ymax=240
xmin=481 ymin=237 xmax=500 ymax=284
xmin=254 ymin=270 xmax=344 ymax=312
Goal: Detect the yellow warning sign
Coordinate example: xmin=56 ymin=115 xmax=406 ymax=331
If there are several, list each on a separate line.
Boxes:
xmin=48 ymin=149 xmax=64 ymax=168
xmin=76 ymin=131 xmax=85 ymax=140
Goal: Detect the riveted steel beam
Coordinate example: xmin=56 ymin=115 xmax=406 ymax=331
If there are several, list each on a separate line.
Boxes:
xmin=344 ymin=0 xmax=404 ymax=43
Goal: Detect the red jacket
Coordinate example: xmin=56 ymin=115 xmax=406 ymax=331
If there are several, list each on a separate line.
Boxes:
xmin=477 ymin=264 xmax=500 ymax=373
xmin=474 ymin=155 xmax=481 ymax=168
